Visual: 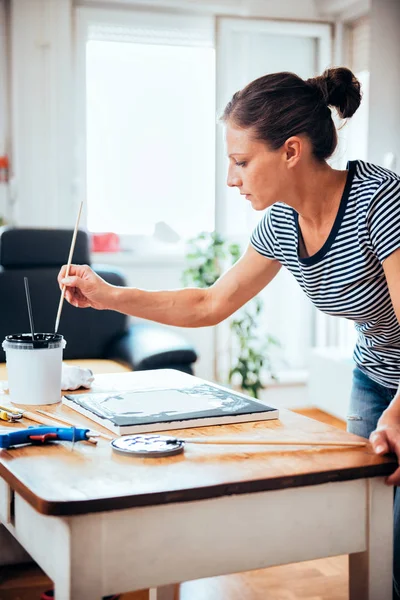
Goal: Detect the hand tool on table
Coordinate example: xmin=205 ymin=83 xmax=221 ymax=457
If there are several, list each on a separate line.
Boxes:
xmin=0 ymin=405 xmax=23 ymax=422
xmin=0 ymin=403 xmax=24 ymax=421
xmin=0 ymin=426 xmax=97 ymax=449
xmin=111 ymin=433 xmax=367 ymax=457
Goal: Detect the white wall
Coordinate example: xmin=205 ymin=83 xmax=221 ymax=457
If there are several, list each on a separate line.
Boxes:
xmin=0 ymin=0 xmax=7 ymax=156
xmin=367 ymin=0 xmax=400 ymax=172
xmin=0 ymin=0 xmax=9 ymax=222
xmin=10 ymin=0 xmax=75 ymax=227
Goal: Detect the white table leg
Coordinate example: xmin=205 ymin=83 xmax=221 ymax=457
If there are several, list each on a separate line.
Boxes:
xmin=54 ymin=577 xmax=103 ymax=600
xmin=55 ymin=580 xmax=177 ymax=599
xmin=52 ymin=515 xmax=104 ymax=600
xmin=0 ymin=479 xmax=32 ymax=566
xmin=150 ymin=584 xmax=178 ymax=600
xmin=349 ymin=477 xmax=393 ymax=600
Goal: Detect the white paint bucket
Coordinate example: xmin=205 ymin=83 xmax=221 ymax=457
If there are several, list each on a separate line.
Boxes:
xmin=2 ymin=333 xmax=66 ymax=405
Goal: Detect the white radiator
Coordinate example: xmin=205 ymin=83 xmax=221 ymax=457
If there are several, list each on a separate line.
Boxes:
xmin=308 ymin=348 xmax=355 ymax=421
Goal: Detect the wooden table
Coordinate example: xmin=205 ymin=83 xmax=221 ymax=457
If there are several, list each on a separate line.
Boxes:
xmin=0 ymin=369 xmax=397 ymax=600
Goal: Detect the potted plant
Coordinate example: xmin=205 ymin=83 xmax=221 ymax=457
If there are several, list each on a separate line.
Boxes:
xmin=182 ymin=231 xmax=280 ymax=398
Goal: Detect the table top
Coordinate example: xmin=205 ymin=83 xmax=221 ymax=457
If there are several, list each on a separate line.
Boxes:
xmin=0 ymin=370 xmax=396 ymax=516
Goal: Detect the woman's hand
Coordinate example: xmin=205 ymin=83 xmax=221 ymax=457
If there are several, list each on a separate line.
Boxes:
xmin=370 ymin=406 xmax=400 ymax=485
xmin=57 ymin=264 xmax=114 ymax=310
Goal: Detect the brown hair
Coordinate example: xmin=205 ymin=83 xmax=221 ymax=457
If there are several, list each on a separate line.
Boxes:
xmin=222 ymin=67 xmax=361 ymax=161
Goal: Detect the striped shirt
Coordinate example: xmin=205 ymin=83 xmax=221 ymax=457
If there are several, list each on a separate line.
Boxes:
xmin=250 ymin=160 xmax=400 ymax=389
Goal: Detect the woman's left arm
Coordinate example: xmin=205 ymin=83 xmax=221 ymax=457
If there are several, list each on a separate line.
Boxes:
xmin=370 ymin=247 xmax=400 ymax=484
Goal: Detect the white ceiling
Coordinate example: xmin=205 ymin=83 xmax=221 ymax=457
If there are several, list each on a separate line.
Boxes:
xmin=315 ymin=0 xmax=370 ymax=19
xmin=76 ymin=0 xmax=370 ymax=21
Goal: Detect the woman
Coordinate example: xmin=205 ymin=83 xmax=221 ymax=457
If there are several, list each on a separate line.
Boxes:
xmin=59 ymin=67 xmax=400 ymax=595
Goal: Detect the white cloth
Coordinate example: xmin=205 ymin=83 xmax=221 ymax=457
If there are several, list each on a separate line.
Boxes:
xmin=61 ymin=364 xmax=94 ymax=390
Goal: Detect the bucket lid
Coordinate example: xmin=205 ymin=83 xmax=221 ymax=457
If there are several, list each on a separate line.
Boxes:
xmin=2 ymin=333 xmax=66 ymax=350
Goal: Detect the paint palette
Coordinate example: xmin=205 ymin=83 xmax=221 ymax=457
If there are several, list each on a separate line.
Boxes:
xmin=111 ymin=434 xmax=185 ymax=457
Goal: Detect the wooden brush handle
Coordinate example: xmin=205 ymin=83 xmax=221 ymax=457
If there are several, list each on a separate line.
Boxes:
xmin=36 ymin=409 xmax=113 ymax=440
xmin=54 ymin=201 xmax=83 ymax=332
xmin=22 ymin=411 xmax=59 ymax=427
xmin=182 ymin=437 xmax=366 ymax=447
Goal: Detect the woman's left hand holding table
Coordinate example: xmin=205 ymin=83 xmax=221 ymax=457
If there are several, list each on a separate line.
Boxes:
xmin=370 ymin=404 xmax=400 ymax=485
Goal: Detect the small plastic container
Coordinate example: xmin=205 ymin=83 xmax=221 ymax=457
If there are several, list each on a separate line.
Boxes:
xmin=2 ymin=333 xmax=66 ymax=405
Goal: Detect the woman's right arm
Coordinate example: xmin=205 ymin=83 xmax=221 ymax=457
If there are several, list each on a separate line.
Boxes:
xmin=58 ymin=246 xmax=281 ymax=328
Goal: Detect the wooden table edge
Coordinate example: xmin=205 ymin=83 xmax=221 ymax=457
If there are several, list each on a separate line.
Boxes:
xmin=1 ymin=460 xmax=396 ymax=516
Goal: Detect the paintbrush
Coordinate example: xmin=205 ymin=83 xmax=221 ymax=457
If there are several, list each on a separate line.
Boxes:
xmin=174 ymin=437 xmax=366 ymax=447
xmin=54 ymin=201 xmax=83 ymax=333
xmin=35 ymin=409 xmax=113 ymax=440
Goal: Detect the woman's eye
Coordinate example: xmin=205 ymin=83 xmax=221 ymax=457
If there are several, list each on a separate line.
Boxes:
xmin=235 ymin=161 xmax=247 ymax=167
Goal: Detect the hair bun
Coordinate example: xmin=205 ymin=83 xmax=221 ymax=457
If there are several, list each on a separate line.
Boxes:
xmin=308 ymin=67 xmax=361 ymax=119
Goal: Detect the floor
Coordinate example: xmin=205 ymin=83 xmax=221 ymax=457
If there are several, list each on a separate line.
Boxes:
xmin=0 ymin=408 xmax=348 ymax=600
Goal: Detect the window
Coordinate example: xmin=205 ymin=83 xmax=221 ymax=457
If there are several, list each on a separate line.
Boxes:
xmin=315 ymin=17 xmax=371 ymax=350
xmin=215 ymin=17 xmax=331 ymax=238
xmin=78 ymin=8 xmax=215 ymax=238
xmin=215 ymin=17 xmax=332 ymax=371
xmin=341 ymin=17 xmax=370 ymax=165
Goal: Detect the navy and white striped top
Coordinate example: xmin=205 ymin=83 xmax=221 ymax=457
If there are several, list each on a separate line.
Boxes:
xmin=250 ymin=160 xmax=400 ymax=389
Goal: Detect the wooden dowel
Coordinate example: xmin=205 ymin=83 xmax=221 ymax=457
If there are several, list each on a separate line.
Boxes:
xmin=54 ymin=201 xmax=83 ymax=333
xmin=21 ymin=410 xmax=58 ymax=427
xmin=36 ymin=409 xmax=113 ymax=441
xmin=181 ymin=437 xmax=366 ymax=447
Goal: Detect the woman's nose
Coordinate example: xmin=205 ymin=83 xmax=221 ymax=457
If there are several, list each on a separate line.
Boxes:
xmin=227 ymin=169 xmax=242 ymax=188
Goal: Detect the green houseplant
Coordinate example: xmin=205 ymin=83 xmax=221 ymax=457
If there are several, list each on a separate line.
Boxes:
xmin=182 ymin=231 xmax=280 ymax=398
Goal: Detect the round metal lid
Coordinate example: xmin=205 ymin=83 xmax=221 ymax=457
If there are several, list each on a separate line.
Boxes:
xmin=111 ymin=434 xmax=185 ymax=457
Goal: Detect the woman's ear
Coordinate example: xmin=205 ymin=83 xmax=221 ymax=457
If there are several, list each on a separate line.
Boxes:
xmin=283 ymin=136 xmax=302 ymax=168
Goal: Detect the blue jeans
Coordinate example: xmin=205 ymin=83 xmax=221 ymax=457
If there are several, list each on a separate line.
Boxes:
xmin=348 ymin=367 xmax=399 ymax=599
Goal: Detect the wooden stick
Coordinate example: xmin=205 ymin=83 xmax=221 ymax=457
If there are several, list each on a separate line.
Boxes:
xmin=16 ymin=409 xmax=58 ymax=427
xmin=181 ymin=437 xmax=366 ymax=447
xmin=36 ymin=409 xmax=113 ymax=441
xmin=54 ymin=201 xmax=84 ymax=333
